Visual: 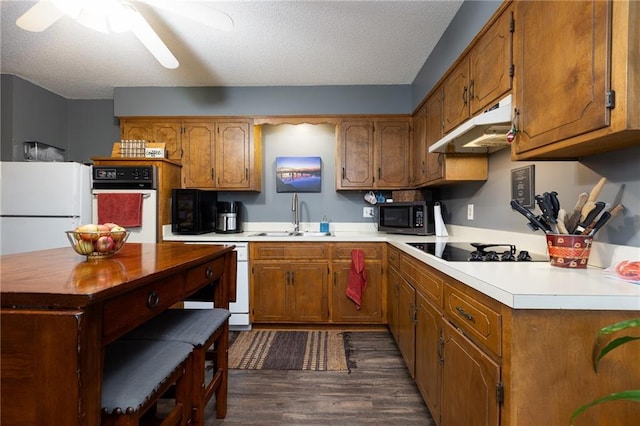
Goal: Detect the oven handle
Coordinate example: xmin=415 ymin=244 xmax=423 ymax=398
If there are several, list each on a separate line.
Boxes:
xmin=93 ymin=193 xmax=152 ymax=198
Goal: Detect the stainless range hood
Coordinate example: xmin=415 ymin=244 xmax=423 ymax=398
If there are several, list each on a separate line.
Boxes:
xmin=429 ymin=94 xmax=513 ymax=154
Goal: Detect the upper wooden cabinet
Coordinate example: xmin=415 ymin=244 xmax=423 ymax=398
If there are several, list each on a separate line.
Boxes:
xmin=337 ymin=118 xmax=411 ymax=190
xmin=119 ymin=118 xmax=261 ymax=191
xmin=512 ymin=0 xmax=640 ymax=159
xmin=120 ymin=119 xmax=182 ymax=161
xmin=442 ymin=4 xmax=513 ymax=133
xmin=419 ymin=86 xmax=488 ymax=186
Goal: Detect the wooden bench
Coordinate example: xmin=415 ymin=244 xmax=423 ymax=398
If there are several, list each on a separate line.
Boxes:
xmin=123 ymin=308 xmax=231 ymax=423
xmin=101 ymin=339 xmax=193 ymax=426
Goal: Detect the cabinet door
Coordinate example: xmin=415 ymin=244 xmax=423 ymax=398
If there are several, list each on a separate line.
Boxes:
xmin=290 ymin=263 xmax=328 ymax=322
xmin=337 ymin=121 xmax=374 ymax=189
xmin=441 ymin=320 xmax=500 ymax=426
xmin=442 ymin=58 xmax=470 ymax=133
xmin=152 ymin=122 xmax=182 ymax=161
xmin=397 ymin=277 xmax=416 ymax=377
xmin=469 ymin=5 xmax=513 ymax=115
xmin=387 ymin=266 xmax=401 ymax=342
xmin=251 ymin=263 xmax=288 ymax=322
xmin=425 ymin=88 xmax=445 ymax=183
xmin=215 ymin=121 xmax=251 ymax=189
xmin=410 ymin=104 xmax=428 ymax=187
xmin=182 ymin=122 xmax=215 ymax=188
xmin=513 ymin=0 xmax=610 ymax=154
xmin=331 ymin=260 xmax=382 ymax=323
xmin=121 ymin=120 xmax=152 ymax=141
xmin=374 ymin=120 xmax=410 ymax=188
xmin=415 ymin=291 xmax=442 ymax=424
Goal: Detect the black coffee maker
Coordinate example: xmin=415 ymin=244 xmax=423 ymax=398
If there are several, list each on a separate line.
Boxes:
xmin=216 ymin=201 xmax=242 ymax=233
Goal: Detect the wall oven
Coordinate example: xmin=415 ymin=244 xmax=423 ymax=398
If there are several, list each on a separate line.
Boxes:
xmin=92 ymin=165 xmax=158 ymax=243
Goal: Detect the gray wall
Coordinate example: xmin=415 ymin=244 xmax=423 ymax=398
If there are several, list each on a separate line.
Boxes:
xmin=114 ymin=85 xmax=412 ymax=117
xmin=1 ymin=75 xmax=119 ymax=163
xmin=217 ymin=124 xmax=374 ymax=225
xmin=440 ymin=146 xmax=640 ymax=247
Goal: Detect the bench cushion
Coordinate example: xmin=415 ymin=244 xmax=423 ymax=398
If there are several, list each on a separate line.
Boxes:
xmin=123 ymin=308 xmax=231 ymax=347
xmin=102 ymin=339 xmax=192 ymax=414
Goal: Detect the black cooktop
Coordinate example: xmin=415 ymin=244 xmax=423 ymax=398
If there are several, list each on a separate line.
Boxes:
xmin=407 ymin=242 xmax=548 ymax=262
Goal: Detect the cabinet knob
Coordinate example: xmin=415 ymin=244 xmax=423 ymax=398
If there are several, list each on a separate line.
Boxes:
xmin=147 ymin=290 xmax=160 ymax=309
xmin=205 ymin=266 xmax=213 ymax=279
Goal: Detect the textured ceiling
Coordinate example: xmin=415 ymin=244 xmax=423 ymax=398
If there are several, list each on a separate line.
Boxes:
xmin=0 ymin=0 xmax=463 ymax=99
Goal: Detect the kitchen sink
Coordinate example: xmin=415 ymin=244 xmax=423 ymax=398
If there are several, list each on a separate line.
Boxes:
xmin=250 ymin=231 xmax=333 ymax=237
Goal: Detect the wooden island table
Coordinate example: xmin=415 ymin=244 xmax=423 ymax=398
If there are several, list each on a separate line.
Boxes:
xmin=1 ymin=242 xmax=236 ymax=426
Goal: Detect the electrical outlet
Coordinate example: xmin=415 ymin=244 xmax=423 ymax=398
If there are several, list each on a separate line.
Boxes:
xmin=363 ymin=207 xmax=375 ymax=218
xmin=467 ymin=204 xmax=474 ymax=220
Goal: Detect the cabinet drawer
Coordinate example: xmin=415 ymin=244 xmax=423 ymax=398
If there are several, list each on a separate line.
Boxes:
xmin=185 ymin=257 xmax=225 ymax=295
xmin=251 ymin=243 xmax=329 ymax=260
xmin=387 ymin=245 xmax=401 ymax=270
xmin=332 ymin=243 xmax=384 ymax=260
xmin=102 ymin=274 xmax=185 ymax=343
xmin=444 ymin=284 xmax=501 ymax=357
xmin=400 ymin=254 xmax=443 ymax=308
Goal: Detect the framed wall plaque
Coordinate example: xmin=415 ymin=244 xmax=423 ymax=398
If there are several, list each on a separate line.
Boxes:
xmin=511 ymin=165 xmax=535 ymax=208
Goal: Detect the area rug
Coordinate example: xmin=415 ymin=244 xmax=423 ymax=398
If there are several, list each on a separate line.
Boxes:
xmin=229 ymin=330 xmax=352 ymax=371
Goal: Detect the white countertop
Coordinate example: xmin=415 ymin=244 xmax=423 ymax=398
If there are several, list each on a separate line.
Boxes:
xmin=163 ymin=224 xmax=640 ymax=311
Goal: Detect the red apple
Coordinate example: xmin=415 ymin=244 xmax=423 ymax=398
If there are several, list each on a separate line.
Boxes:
xmin=103 ymin=222 xmax=119 ymax=230
xmin=95 ymin=236 xmax=115 ymax=253
xmin=97 ymin=224 xmax=110 ymax=237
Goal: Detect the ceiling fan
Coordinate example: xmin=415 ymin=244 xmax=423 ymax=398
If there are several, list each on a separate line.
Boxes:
xmin=15 ymin=0 xmax=234 ymax=69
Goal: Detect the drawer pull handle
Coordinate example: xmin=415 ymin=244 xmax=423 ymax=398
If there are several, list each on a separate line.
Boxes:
xmin=455 ymin=306 xmax=474 ymax=322
xmin=205 ymin=266 xmax=213 ymax=279
xmin=147 ymin=290 xmax=160 ymax=309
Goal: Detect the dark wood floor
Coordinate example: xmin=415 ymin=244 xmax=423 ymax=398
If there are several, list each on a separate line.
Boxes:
xmin=205 ymin=329 xmax=434 ymax=425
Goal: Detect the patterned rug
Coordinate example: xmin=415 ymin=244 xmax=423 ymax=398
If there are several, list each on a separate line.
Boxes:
xmin=229 ymin=330 xmax=352 ymax=371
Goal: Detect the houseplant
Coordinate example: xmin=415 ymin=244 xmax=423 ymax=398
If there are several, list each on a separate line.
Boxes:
xmin=570 ymin=319 xmax=640 ymax=425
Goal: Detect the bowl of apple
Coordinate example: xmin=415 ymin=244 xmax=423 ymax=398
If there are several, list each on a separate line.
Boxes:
xmin=66 ymin=223 xmax=130 ymax=260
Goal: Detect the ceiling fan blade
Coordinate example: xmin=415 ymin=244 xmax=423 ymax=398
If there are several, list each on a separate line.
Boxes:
xmin=127 ymin=6 xmax=179 ymax=69
xmin=16 ymin=1 xmax=65 ymax=32
xmin=143 ymin=0 xmax=234 ymax=32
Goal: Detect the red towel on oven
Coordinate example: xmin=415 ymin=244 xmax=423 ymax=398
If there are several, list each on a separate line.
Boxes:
xmin=97 ymin=193 xmax=143 ymax=227
xmin=346 ymin=249 xmax=367 ymax=310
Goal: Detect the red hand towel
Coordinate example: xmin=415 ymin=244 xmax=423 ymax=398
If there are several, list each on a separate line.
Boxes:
xmin=346 ymin=249 xmax=367 ymax=310
xmin=97 ymin=193 xmax=143 ymax=227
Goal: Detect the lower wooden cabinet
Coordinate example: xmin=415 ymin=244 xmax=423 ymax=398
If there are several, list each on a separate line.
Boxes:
xmin=250 ymin=242 xmax=385 ymax=324
xmin=415 ymin=290 xmax=442 ymax=423
xmin=251 ymin=262 xmax=328 ymax=322
xmin=441 ymin=320 xmax=501 ymax=426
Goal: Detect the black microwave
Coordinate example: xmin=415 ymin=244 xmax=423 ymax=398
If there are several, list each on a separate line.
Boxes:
xmin=378 ymin=201 xmax=434 ymax=236
xmin=171 ymin=189 xmax=217 ymax=234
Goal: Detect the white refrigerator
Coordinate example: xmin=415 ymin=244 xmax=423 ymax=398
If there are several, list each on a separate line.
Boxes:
xmin=0 ymin=161 xmax=92 ymax=255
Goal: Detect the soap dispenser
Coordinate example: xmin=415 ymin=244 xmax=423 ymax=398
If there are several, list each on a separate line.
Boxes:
xmin=320 ymin=215 xmax=330 ymax=233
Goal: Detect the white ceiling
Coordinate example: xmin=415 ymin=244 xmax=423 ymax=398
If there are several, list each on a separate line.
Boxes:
xmin=0 ymin=0 xmax=463 ymax=99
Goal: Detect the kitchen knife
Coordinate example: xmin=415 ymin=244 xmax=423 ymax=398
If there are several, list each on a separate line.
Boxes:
xmin=510 ymin=199 xmax=552 ymax=233
xmin=580 ymin=177 xmax=607 ymax=222
xmin=549 ymin=191 xmax=560 ymax=220
xmin=565 ymin=192 xmax=589 ymax=234
xmin=585 ymin=204 xmax=624 ymax=236
xmin=574 ymin=201 xmax=606 ymax=234
xmin=556 ymin=209 xmax=569 ymax=234
xmin=535 ymin=193 xmax=557 ymax=224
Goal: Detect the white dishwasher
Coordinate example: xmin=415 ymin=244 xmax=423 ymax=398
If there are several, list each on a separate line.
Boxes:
xmin=184 ymin=242 xmax=250 ymax=331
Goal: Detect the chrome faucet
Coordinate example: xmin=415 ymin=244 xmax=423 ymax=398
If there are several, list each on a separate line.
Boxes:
xmin=291 ymin=193 xmax=299 ymax=232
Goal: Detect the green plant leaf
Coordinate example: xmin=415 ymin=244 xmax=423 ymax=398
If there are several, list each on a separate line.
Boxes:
xmin=570 ymin=390 xmax=640 ymax=425
xmin=596 ymin=319 xmax=640 ymax=336
xmin=593 ymin=336 xmax=640 ymax=373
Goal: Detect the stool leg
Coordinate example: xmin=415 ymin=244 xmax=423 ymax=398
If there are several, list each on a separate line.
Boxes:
xmin=216 ymin=322 xmax=229 ymax=419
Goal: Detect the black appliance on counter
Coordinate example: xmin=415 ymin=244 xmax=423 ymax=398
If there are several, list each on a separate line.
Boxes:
xmin=378 ymin=201 xmax=435 ymax=236
xmin=407 ymin=242 xmax=548 ymax=262
xmin=171 ymin=189 xmax=217 ymax=234
xmin=216 ymin=201 xmax=243 ymax=233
